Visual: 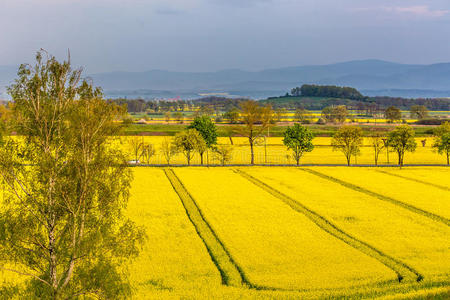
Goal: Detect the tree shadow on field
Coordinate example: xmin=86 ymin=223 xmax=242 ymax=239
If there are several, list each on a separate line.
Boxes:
xmin=143 ymin=279 xmax=173 ymax=291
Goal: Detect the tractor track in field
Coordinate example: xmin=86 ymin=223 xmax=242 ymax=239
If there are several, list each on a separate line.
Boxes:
xmin=164 ymin=168 xmax=248 ymax=287
xmin=235 ymin=168 xmax=423 ymax=283
xmin=373 ymin=169 xmax=450 ymax=192
xmin=165 ymin=168 xmax=416 ymax=292
xmin=301 ymin=168 xmax=450 ymax=227
xmin=166 ymin=168 xmax=296 ymax=291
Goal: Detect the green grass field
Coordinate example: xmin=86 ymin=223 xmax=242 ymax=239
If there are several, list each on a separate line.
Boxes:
xmin=123 ymin=123 xmax=438 ymax=137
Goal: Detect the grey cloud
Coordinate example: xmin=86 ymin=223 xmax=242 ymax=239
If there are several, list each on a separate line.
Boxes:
xmin=354 ymin=5 xmax=450 ymax=18
xmin=207 ymin=0 xmax=272 ymax=7
xmin=0 ymin=0 xmax=449 ymax=73
xmin=155 ymin=7 xmax=184 ymax=15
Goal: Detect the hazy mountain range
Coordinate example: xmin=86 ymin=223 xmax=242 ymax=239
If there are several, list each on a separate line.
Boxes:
xmin=1 ymin=60 xmax=450 ymax=99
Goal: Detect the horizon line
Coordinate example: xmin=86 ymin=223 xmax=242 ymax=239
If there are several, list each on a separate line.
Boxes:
xmin=2 ymin=58 xmax=450 ymax=75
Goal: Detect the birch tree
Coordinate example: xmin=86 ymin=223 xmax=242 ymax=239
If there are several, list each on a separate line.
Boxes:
xmin=0 ymin=51 xmax=145 ymax=299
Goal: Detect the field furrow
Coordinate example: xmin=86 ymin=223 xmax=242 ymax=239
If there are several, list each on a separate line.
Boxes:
xmin=3 ymin=167 xmax=449 ymax=299
xmin=164 ymin=168 xmax=246 ymax=287
xmin=173 ymin=168 xmax=397 ymax=290
xmin=235 ymin=168 xmax=420 ymax=282
xmin=374 ymin=168 xmax=450 ymax=191
xmin=303 ymin=168 xmax=450 ymax=226
xmin=240 ymin=167 xmax=450 ymax=280
xmin=126 ymin=168 xmax=223 ymax=297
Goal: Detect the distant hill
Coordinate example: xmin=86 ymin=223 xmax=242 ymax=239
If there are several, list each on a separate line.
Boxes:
xmin=260 ymin=95 xmax=450 ymax=111
xmin=1 ymin=60 xmax=450 ymax=99
xmin=260 ymin=96 xmax=362 ymax=110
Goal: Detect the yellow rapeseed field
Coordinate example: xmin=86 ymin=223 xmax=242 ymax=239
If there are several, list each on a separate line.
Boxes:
xmin=173 ymin=168 xmax=396 ymax=290
xmin=135 ymin=112 xmax=418 ymax=125
xmin=376 ymin=167 xmax=450 ymax=188
xmin=125 ymin=168 xmax=223 ymax=298
xmin=313 ymin=167 xmax=450 ymax=220
xmin=1 ymin=167 xmax=449 ymax=299
xmin=120 ymin=136 xmax=445 ymax=165
xmin=241 ymin=167 xmax=450 ymax=279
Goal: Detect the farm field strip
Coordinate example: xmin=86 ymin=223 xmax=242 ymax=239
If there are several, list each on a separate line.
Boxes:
xmin=235 ymin=169 xmax=420 ymax=282
xmin=240 ymin=167 xmax=450 ymax=279
xmin=2 ymin=167 xmax=449 ymax=299
xmin=302 ymin=168 xmax=450 ymax=226
xmin=119 ymin=136 xmax=447 ymax=165
xmin=372 ymin=167 xmax=450 ymax=188
xmin=163 ymin=168 xmax=246 ymax=287
xmin=376 ymin=286 xmax=450 ymax=300
xmin=374 ymin=169 xmax=450 ymax=192
xmin=173 ymin=168 xmax=398 ymax=290
xmin=125 ymin=168 xmax=224 ymax=297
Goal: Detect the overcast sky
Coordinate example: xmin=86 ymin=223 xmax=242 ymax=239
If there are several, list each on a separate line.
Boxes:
xmin=1 ymin=0 xmax=449 ymax=73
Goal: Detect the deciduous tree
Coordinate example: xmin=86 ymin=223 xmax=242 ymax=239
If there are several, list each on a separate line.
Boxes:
xmin=142 ymin=143 xmax=156 ymax=164
xmin=187 ymin=116 xmax=218 ymax=165
xmin=321 ymin=106 xmax=334 ymax=123
xmin=173 ymin=129 xmax=206 ymax=165
xmin=387 ymin=125 xmax=417 ymax=167
xmin=236 ymin=100 xmax=273 ymax=164
xmin=0 ymin=51 xmax=145 ymax=298
xmin=294 ymin=108 xmax=312 ymax=124
xmin=213 ymin=145 xmax=233 ymax=166
xmin=223 ymin=109 xmax=240 ymax=124
xmin=410 ymin=105 xmax=429 ymax=119
xmin=385 ymin=106 xmax=402 ymax=123
xmin=165 ymin=111 xmax=171 ymax=123
xmin=370 ymin=132 xmax=385 ymax=166
xmin=433 ymin=120 xmax=450 ymax=137
xmin=331 ymin=126 xmax=363 ymax=166
xmin=161 ymin=137 xmax=178 ymax=165
xmin=0 ymin=104 xmax=12 ymax=135
xmin=433 ymin=121 xmax=450 ymax=165
xmin=129 ymin=136 xmax=144 ymax=163
xmin=195 ymin=105 xmax=214 ymax=117
xmin=333 ymin=105 xmax=348 ymax=123
xmin=275 ymin=108 xmax=287 ymax=123
xmin=173 ymin=111 xmax=184 ymax=124
xmin=321 ymin=105 xmax=348 ymax=123
xmin=282 ymin=124 xmax=314 ymax=165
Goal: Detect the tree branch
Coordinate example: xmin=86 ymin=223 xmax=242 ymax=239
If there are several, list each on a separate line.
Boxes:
xmin=0 ymin=266 xmax=51 ymax=287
